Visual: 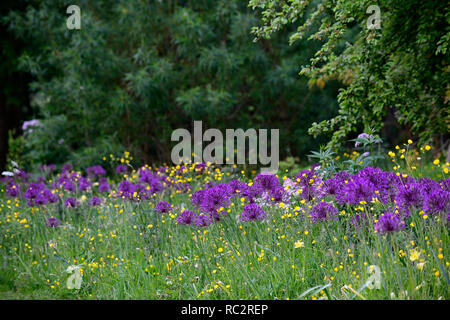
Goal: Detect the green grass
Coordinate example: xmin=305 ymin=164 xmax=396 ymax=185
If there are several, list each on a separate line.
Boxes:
xmin=0 ymin=148 xmax=449 ymax=300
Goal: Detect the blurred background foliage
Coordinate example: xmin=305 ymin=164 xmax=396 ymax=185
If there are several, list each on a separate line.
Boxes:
xmin=1 ymin=0 xmax=448 ymax=171
xmin=250 ymin=0 xmax=449 ymax=157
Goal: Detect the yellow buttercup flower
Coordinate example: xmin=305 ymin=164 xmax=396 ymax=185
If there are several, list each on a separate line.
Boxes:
xmin=409 ymin=249 xmax=420 ymax=262
xmin=294 ymin=240 xmax=304 ymax=248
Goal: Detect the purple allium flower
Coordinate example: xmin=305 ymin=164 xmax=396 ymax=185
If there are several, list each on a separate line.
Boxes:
xmin=199 ymin=184 xmax=233 ymax=215
xmin=45 ymin=217 xmax=60 ymax=228
xmin=374 ymin=211 xmax=405 ymax=234
xmin=241 ymin=203 xmax=266 ymax=222
xmin=78 ymin=176 xmax=92 ymax=192
xmin=6 ymin=182 xmax=20 ymax=198
xmin=176 ymin=210 xmax=197 ymax=225
xmin=310 ymin=202 xmax=338 ymax=223
xmin=24 ymin=182 xmax=45 ymax=206
xmin=323 ymin=178 xmax=343 ymax=196
xmin=117 ymin=180 xmax=135 ymax=199
xmin=155 ymin=201 xmax=172 ymax=214
xmin=138 ymin=167 xmax=164 ymax=193
xmin=88 ymin=197 xmax=101 ymax=206
xmin=192 ymin=189 xmax=207 ymax=208
xmin=336 ymin=176 xmax=376 ymax=205
xmin=194 ymin=214 xmax=212 ymax=227
xmin=98 ymin=182 xmax=111 ymax=193
xmin=242 ymin=183 xmax=263 ymax=204
xmin=422 ymin=189 xmax=450 ymax=215
xmin=61 ymin=163 xmax=73 ymax=173
xmin=194 ymin=162 xmax=207 ymax=173
xmin=43 ymin=189 xmax=59 ymax=203
xmin=59 ymin=178 xmax=76 ymax=192
xmin=86 ymin=165 xmax=106 ymax=177
xmin=295 ymin=169 xmax=322 ymax=201
xmin=64 ymin=197 xmax=79 ymax=208
xmin=269 ymin=186 xmax=285 ymax=203
xmin=395 ymin=183 xmax=422 ymax=209
xmin=254 ymin=173 xmax=280 ymax=192
xmin=115 ymin=165 xmax=128 ymax=174
xmin=34 ymin=194 xmax=48 ymax=206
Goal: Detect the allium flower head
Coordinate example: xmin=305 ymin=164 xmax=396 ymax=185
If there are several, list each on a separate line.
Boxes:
xmin=45 ymin=217 xmax=60 ymax=228
xmin=155 ymin=201 xmax=172 ymax=214
xmin=422 ymin=189 xmax=449 ymax=215
xmin=64 ymin=197 xmax=79 ymax=208
xmin=6 ymin=182 xmax=20 ymax=198
xmin=115 ymin=165 xmax=128 ymax=174
xmin=176 ymin=210 xmax=197 ymax=225
xmin=88 ymin=197 xmax=101 ymax=206
xmin=86 ymin=165 xmax=106 ymax=177
xmin=61 ymin=163 xmax=73 ymax=173
xmin=374 ymin=211 xmax=405 ymax=234
xmin=254 ymin=173 xmax=280 ymax=192
xmin=200 ymin=184 xmax=232 ymax=214
xmin=241 ymin=203 xmax=266 ymax=222
xmin=194 ymin=214 xmax=212 ymax=227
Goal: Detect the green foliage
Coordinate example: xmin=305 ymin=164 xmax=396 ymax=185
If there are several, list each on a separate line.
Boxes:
xmin=249 ymin=0 xmax=450 ymax=148
xmin=6 ymin=0 xmax=341 ymax=168
xmin=309 ymin=130 xmax=385 ymax=177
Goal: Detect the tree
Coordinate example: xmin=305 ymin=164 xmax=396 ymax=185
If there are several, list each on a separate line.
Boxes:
xmin=249 ymin=0 xmax=449 ymax=151
xmin=6 ymin=0 xmax=340 ymax=169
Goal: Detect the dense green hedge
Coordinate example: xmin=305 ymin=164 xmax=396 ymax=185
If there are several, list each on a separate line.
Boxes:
xmin=5 ymin=0 xmax=340 ymax=169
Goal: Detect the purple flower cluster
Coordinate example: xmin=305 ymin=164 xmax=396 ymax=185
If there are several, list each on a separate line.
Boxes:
xmin=86 ymin=165 xmax=106 ymax=178
xmin=294 ymin=169 xmax=324 ymax=201
xmin=155 ymin=201 xmax=173 ymax=214
xmin=5 ymin=180 xmax=20 ymax=198
xmin=45 ymin=217 xmax=60 ymax=228
xmin=115 ymin=165 xmax=128 ymax=174
xmin=176 ymin=210 xmax=197 ymax=225
xmin=138 ymin=167 xmax=164 ymax=194
xmin=241 ymin=203 xmax=266 ymax=222
xmin=374 ymin=211 xmax=405 ymax=234
xmin=24 ymin=182 xmax=58 ymax=206
xmin=117 ymin=180 xmax=151 ymax=201
xmin=64 ymin=197 xmax=80 ymax=208
xmin=193 ymin=184 xmax=233 ymax=221
xmin=88 ymin=197 xmax=101 ymax=206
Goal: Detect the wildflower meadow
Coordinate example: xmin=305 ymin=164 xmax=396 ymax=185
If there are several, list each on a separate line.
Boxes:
xmin=1 ymin=0 xmax=449 ymax=304
xmin=1 ymin=138 xmax=448 ymax=300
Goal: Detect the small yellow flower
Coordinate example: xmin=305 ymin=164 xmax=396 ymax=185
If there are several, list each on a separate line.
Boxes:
xmin=294 ymin=240 xmax=304 ymax=248
xmin=409 ymin=249 xmax=420 ymax=262
xmin=433 ymin=159 xmax=440 ymax=165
